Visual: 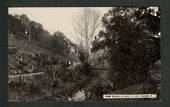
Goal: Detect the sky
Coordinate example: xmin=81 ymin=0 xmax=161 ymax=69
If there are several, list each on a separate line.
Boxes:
xmin=8 ymin=7 xmax=112 ymax=43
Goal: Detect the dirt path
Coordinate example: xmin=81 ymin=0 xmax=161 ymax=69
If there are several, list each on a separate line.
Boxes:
xmin=8 ymin=72 xmax=45 ymax=81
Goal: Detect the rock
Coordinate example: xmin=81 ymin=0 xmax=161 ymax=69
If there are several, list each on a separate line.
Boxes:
xmin=69 ymin=90 xmax=86 ymax=101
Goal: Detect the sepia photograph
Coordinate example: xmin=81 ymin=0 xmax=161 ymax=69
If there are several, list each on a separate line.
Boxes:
xmin=8 ymin=7 xmax=161 ymax=102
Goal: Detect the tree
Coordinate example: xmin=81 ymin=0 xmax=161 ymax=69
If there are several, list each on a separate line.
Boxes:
xmin=28 ymin=21 xmax=43 ymax=41
xmin=20 ymin=14 xmax=31 ymax=43
xmin=29 ymin=21 xmax=37 ymax=41
xmin=73 ymin=8 xmax=101 ymax=53
xmin=8 ymin=14 xmax=26 ymax=38
xmin=51 ymin=31 xmax=70 ymax=54
xmin=20 ymin=14 xmax=30 ymax=24
xmin=91 ymin=7 xmax=160 ymax=88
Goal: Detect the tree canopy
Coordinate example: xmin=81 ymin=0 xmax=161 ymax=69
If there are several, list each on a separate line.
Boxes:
xmin=91 ymin=7 xmax=160 ymax=88
xmin=8 ymin=14 xmax=75 ymax=55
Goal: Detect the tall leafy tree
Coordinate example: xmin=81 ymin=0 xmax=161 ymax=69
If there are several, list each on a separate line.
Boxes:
xmin=20 ymin=14 xmax=32 ymax=43
xmin=52 ymin=31 xmax=70 ymax=54
xmin=8 ymin=14 xmax=27 ymax=38
xmin=91 ymin=7 xmax=160 ymax=88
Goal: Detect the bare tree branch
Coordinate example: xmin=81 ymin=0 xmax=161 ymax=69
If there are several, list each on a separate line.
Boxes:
xmin=72 ymin=8 xmax=101 ymax=51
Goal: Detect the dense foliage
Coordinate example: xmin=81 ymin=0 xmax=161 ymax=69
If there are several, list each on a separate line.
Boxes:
xmin=91 ymin=7 xmax=160 ymax=88
xmin=8 ymin=14 xmax=74 ymax=54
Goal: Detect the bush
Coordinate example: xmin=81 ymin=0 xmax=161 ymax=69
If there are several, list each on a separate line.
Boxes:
xmin=82 ymin=61 xmax=91 ymax=74
xmin=29 ymin=79 xmax=42 ymax=95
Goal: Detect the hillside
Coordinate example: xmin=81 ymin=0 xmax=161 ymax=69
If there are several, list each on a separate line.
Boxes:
xmin=8 ymin=33 xmax=82 ymax=78
xmin=8 ymin=33 xmax=72 ymax=75
xmin=8 ymin=33 xmax=83 ymax=101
